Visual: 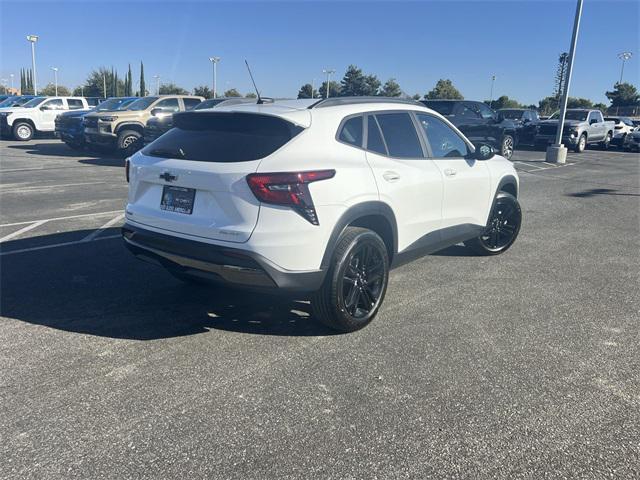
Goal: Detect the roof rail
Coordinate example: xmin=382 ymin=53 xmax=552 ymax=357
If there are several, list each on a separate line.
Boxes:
xmin=309 ymin=96 xmax=424 ymax=109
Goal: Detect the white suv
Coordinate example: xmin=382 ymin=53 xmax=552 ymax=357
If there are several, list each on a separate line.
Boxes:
xmin=122 ymin=98 xmax=521 ymax=332
xmin=0 ymin=96 xmax=92 ymax=140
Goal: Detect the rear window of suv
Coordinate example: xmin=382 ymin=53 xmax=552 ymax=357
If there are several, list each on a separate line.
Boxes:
xmin=143 ymin=112 xmax=304 ymax=162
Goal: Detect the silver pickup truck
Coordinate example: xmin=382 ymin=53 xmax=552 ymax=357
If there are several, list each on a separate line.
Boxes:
xmin=535 ymin=109 xmax=615 ymax=153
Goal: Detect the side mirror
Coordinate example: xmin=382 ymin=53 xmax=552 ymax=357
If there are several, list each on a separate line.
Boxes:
xmin=150 ymin=108 xmax=163 ymax=116
xmin=473 ymin=143 xmax=495 ymax=161
xmin=590 ymin=118 xmax=598 ymax=125
xmin=40 ymin=105 xmax=50 ymax=111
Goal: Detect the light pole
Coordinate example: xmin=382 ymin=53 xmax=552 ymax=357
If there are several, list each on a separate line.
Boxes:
xmin=209 ymin=57 xmax=220 ymax=98
xmin=489 ymin=75 xmax=496 ymax=108
xmin=153 ymin=75 xmax=160 ymax=95
xmin=80 ymin=85 xmax=84 ymax=97
xmin=103 ymin=73 xmax=107 ymax=98
xmin=26 ymin=35 xmax=38 ymax=95
xmin=617 ymin=51 xmax=632 ymax=84
xmin=546 ymin=0 xmax=583 ymax=164
xmin=9 ymin=73 xmax=14 ymax=92
xmin=51 ymin=67 xmax=58 ymax=95
xmin=322 ymin=69 xmax=335 ymax=99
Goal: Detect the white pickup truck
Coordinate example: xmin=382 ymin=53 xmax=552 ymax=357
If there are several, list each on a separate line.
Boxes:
xmin=0 ymin=96 xmax=93 ymax=141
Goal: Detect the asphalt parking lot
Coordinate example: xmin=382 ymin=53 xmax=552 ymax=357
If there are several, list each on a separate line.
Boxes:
xmin=1 ymin=138 xmax=639 ymax=479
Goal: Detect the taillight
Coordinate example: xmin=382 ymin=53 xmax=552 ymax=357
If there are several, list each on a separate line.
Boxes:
xmin=246 ymin=170 xmax=335 ymax=225
xmin=125 ymin=157 xmax=130 ymax=183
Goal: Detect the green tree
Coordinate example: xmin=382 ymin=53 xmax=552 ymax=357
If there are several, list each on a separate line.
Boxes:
xmin=139 ymin=61 xmax=146 ymax=96
xmin=411 ymin=93 xmax=421 ymax=101
xmin=80 ymin=67 xmax=125 ymax=98
xmin=194 ymin=85 xmax=213 ymax=99
xmin=39 ymin=83 xmax=71 ymax=96
xmin=593 ymin=103 xmax=608 ymax=113
xmin=318 ymin=81 xmax=341 ymax=98
xmin=20 ymin=69 xmax=25 ymax=93
xmin=554 ymin=52 xmax=569 ymax=102
xmin=605 ymin=82 xmax=640 ymax=107
xmin=537 ymin=96 xmax=558 ymax=116
xmin=159 ymin=83 xmax=189 ymax=95
xmin=380 ymin=78 xmax=402 ymax=97
xmin=224 ymin=88 xmax=241 ymax=97
xmin=566 ymin=97 xmax=593 ymax=109
xmin=245 ymin=92 xmax=257 ymax=99
xmin=298 ymin=83 xmax=317 ymax=98
xmin=486 ymin=95 xmax=522 ymax=110
xmin=340 ymin=65 xmax=368 ymax=96
xmin=297 ymin=83 xmax=316 ymax=99
xmin=424 ymin=79 xmax=463 ymax=100
xmin=125 ymin=64 xmax=133 ymax=96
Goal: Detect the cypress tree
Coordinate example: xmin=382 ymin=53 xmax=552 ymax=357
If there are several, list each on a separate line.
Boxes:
xmin=139 ymin=61 xmax=145 ymax=97
xmin=20 ymin=69 xmax=24 ymax=93
xmin=127 ymin=64 xmax=133 ymax=96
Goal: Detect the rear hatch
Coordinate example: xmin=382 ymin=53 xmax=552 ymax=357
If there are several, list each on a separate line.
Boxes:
xmin=126 ymin=110 xmax=305 ymax=243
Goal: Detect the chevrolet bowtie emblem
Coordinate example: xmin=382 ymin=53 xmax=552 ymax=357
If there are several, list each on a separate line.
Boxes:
xmin=159 ymin=172 xmax=177 ymax=182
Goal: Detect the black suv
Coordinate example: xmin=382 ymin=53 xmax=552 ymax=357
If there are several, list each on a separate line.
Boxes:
xmin=421 ymin=100 xmax=518 ymax=159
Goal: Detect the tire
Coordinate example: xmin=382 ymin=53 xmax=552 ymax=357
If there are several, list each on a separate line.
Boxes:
xmin=117 ymin=130 xmax=142 ymax=157
xmin=312 ymin=227 xmax=389 ymax=332
xmin=12 ymin=122 xmax=34 ymax=141
xmin=573 ymin=133 xmax=587 ymax=153
xmin=500 ymin=134 xmax=515 ymax=160
xmin=600 ymin=132 xmax=612 ymax=150
xmin=464 ymin=192 xmax=522 ymax=256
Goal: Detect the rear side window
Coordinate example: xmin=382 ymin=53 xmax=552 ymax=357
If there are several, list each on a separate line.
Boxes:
xmin=183 ymin=98 xmax=202 ymax=110
xmin=423 ymin=101 xmax=454 ymax=115
xmin=67 ymin=99 xmax=84 ymax=110
xmin=143 ymin=112 xmax=304 ymax=162
xmin=338 ymin=116 xmax=363 ymax=147
xmin=375 ymin=112 xmax=423 ymax=158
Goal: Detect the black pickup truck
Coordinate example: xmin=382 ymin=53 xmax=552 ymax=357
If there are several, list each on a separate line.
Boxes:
xmin=421 ymin=100 xmax=518 ymax=159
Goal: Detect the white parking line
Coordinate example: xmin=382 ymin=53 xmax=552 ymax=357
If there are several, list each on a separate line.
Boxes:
xmin=0 ymin=234 xmax=121 ymax=256
xmin=0 ymin=210 xmax=123 ymax=228
xmin=81 ymin=214 xmax=125 ymax=242
xmin=0 ymin=220 xmax=48 ymax=242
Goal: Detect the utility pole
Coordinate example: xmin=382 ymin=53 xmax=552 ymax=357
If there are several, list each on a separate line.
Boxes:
xmin=489 ymin=75 xmax=496 ymax=108
xmin=154 ymin=75 xmax=160 ymax=95
xmin=617 ymin=52 xmax=633 ymax=84
xmin=322 ymin=69 xmax=335 ymax=99
xmin=51 ymin=67 xmax=58 ymax=95
xmin=209 ymin=57 xmax=220 ymax=98
xmin=26 ymin=35 xmax=38 ymax=95
xmin=80 ymin=85 xmax=84 ymax=97
xmin=103 ymin=73 xmax=107 ymax=98
xmin=311 ymin=78 xmax=315 ymax=99
xmin=546 ymin=0 xmax=583 ymax=164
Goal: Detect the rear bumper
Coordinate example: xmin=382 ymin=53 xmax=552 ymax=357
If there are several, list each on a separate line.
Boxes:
xmin=121 ymin=223 xmax=325 ymax=293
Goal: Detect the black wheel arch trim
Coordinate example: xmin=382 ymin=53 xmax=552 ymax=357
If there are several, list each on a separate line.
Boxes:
xmin=320 ymin=201 xmax=398 ymax=271
xmin=115 ymin=122 xmax=145 ymax=135
xmin=497 ymin=174 xmax=518 ymax=198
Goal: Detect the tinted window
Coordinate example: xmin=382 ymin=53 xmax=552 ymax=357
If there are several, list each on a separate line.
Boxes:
xmin=375 ymin=112 xmax=423 ymax=158
xmin=366 ymin=115 xmax=387 ymax=155
xmin=86 ymin=98 xmax=102 ymax=106
xmin=194 ymin=99 xmax=225 ymax=110
xmin=500 ymin=110 xmax=524 ymax=120
xmin=155 ymin=98 xmax=180 ymax=112
xmin=422 ymin=101 xmax=454 ymax=115
xmin=458 ymin=105 xmax=479 ymax=119
xmin=67 ymin=99 xmax=84 ymax=110
xmin=338 ymin=116 xmax=363 ymax=147
xmin=183 ymin=98 xmax=202 ymax=110
xmin=127 ymin=96 xmax=159 ymax=111
xmin=476 ymin=103 xmax=496 ymax=119
xmin=142 ymin=112 xmax=303 ymax=162
xmin=416 ymin=113 xmax=469 ymax=158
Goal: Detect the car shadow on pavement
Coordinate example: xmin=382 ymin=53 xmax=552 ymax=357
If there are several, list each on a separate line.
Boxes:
xmin=568 ymin=188 xmax=640 ymax=198
xmin=0 ymin=229 xmax=336 ymax=340
xmin=7 ymin=143 xmax=121 ymax=164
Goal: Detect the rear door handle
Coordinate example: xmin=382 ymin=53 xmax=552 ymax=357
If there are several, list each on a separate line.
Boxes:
xmin=444 ymin=168 xmax=457 ymax=177
xmin=383 ymin=171 xmax=401 ymax=182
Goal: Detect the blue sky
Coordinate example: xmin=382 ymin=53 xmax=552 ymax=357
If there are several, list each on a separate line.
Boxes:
xmin=1 ymin=0 xmax=638 ymax=104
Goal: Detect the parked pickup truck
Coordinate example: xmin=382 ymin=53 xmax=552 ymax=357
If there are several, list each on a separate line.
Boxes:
xmin=83 ymin=95 xmax=204 ymax=156
xmin=0 ymin=96 xmax=92 ymax=140
xmin=535 ymin=109 xmax=615 ymax=152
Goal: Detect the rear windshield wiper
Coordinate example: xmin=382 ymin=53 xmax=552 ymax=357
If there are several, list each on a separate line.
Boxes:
xmin=148 ymin=147 xmax=186 ymax=159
